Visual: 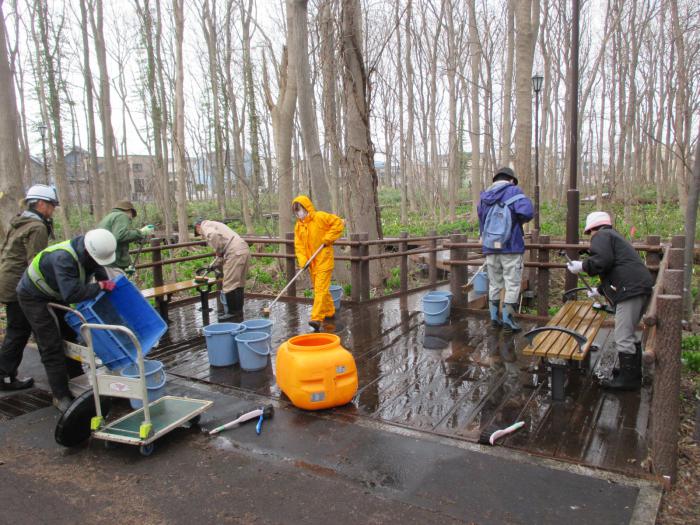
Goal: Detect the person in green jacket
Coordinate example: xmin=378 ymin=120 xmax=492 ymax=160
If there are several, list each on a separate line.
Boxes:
xmin=96 ymin=200 xmax=153 ymax=276
xmin=0 ymin=185 xmax=58 ymax=390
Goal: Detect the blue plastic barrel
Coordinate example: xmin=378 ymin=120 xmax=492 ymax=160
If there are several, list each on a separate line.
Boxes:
xmin=235 ymin=331 xmax=271 ymax=371
xmin=473 ymin=272 xmax=489 ymax=295
xmin=242 ymin=318 xmax=273 ymax=336
xmin=422 ymin=294 xmax=451 ymax=325
xmin=203 ymin=322 xmax=245 ymax=367
xmin=120 ymin=359 xmax=166 ymax=409
xmin=329 ymin=285 xmax=343 ymax=311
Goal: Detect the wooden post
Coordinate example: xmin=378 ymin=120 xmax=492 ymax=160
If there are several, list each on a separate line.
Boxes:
xmin=664 ymin=269 xmax=684 ymax=296
xmin=360 ymin=232 xmax=370 ymax=301
xmin=400 ymin=231 xmax=408 ymax=294
xmin=528 ymin=231 xmax=539 ymax=298
xmin=668 ymin=248 xmax=685 ymax=270
xmin=645 ymin=235 xmax=661 ymax=278
xmin=151 ymin=238 xmax=163 ymax=288
xmin=671 ymin=235 xmax=685 ymax=249
xmin=651 ymin=294 xmax=683 ymax=484
xmin=450 ymin=233 xmax=468 ymax=306
xmin=428 ymin=230 xmax=437 ymax=286
xmin=537 ymin=235 xmax=550 ymax=317
xmin=350 ymin=233 xmax=361 ymax=302
xmin=285 ymin=232 xmax=296 ymax=297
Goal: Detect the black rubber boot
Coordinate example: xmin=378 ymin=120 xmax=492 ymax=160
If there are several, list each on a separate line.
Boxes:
xmin=219 ymin=289 xmax=244 ymax=321
xmin=0 ymin=375 xmax=34 ymax=391
xmin=52 ymin=394 xmax=75 ymax=414
xmin=489 ymin=301 xmax=502 ymax=328
xmin=501 ymin=303 xmax=521 ymax=333
xmin=309 ymin=321 xmax=321 ymax=332
xmin=611 ymin=341 xmax=643 ymax=377
xmin=601 ymin=352 xmax=641 ymax=391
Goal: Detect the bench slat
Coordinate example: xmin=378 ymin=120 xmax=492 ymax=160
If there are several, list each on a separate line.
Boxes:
xmin=523 ymin=300 xmax=606 ymax=361
xmin=141 ymin=277 xmax=216 ymax=299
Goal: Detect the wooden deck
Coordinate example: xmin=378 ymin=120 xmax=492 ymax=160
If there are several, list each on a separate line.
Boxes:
xmin=151 ymin=292 xmax=652 ymax=478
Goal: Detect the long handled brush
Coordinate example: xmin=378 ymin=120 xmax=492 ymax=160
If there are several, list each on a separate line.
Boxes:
xmin=261 ymin=244 xmax=324 ymax=317
xmin=209 ymin=405 xmax=274 ymax=435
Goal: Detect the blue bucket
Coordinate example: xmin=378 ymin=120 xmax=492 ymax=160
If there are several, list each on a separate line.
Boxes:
xmin=235 ymin=331 xmax=271 ymax=372
xmin=329 ymin=285 xmax=343 ymax=311
xmin=203 ymin=322 xmax=245 ymax=367
xmin=422 ymin=294 xmax=451 ymax=326
xmin=242 ymin=318 xmax=273 ymax=336
xmin=120 ymin=359 xmax=166 ymax=409
xmin=426 ymin=290 xmax=453 ymax=301
xmin=473 ymin=272 xmax=489 ymax=295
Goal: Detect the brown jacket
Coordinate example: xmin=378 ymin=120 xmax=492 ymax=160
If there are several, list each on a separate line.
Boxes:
xmin=0 ymin=212 xmax=51 ymax=303
xmin=200 ymin=220 xmax=250 ymax=291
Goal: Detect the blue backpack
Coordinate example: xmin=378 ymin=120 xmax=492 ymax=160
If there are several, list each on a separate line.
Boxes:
xmin=482 ymin=194 xmax=526 ymax=250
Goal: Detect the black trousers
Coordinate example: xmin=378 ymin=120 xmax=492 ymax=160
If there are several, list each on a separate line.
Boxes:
xmin=17 ymin=292 xmax=81 ymax=398
xmin=0 ymin=301 xmax=33 ymax=378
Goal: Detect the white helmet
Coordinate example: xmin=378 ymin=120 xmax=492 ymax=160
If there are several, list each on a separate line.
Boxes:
xmin=24 ymin=184 xmax=59 ymax=206
xmin=84 ymin=229 xmax=117 ymax=266
xmin=584 ymin=211 xmax=612 ymax=233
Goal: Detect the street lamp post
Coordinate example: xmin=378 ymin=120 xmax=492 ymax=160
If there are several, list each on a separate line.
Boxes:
xmin=38 ymin=124 xmax=48 ymax=182
xmin=532 ymin=74 xmax=543 ymax=232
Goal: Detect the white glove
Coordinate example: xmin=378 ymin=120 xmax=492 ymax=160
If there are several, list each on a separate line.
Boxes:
xmin=140 ymin=224 xmax=155 ymax=236
xmin=567 ymin=260 xmax=583 ymax=274
xmin=586 ymin=289 xmax=601 ymax=300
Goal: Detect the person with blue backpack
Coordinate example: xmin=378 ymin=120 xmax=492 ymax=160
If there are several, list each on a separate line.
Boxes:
xmin=478 ymin=167 xmax=534 ymax=332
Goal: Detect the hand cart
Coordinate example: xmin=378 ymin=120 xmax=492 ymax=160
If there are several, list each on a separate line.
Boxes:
xmin=80 ymin=322 xmax=213 ymax=456
xmin=47 ymin=302 xmax=101 ymax=396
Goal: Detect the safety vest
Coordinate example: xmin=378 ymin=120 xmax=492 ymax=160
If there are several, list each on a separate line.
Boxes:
xmin=26 ymin=240 xmax=85 ymax=299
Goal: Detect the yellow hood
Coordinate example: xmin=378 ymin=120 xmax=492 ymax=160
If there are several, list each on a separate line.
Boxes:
xmin=292 ymin=195 xmax=316 ymax=217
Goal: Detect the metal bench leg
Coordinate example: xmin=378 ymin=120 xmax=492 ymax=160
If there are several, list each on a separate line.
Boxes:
xmin=200 ymin=289 xmax=210 ymax=326
xmin=550 ymin=362 xmax=567 ymax=402
xmin=157 ymin=297 xmax=170 ymax=323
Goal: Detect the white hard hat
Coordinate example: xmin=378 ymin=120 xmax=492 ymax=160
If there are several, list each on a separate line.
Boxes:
xmin=584 ymin=211 xmax=612 ymax=233
xmin=84 ymin=229 xmax=117 ymax=266
xmin=24 ymin=184 xmax=59 ymax=206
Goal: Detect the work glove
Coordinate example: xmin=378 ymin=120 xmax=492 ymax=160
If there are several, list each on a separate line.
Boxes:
xmin=586 ymin=289 xmax=601 ymax=300
xmin=98 ymin=280 xmax=117 ymax=292
xmin=140 ymin=224 xmax=155 ymax=236
xmin=125 ymin=266 xmax=136 ymax=277
xmin=322 ymin=237 xmax=334 ymax=247
xmin=566 ymin=260 xmax=583 ymax=274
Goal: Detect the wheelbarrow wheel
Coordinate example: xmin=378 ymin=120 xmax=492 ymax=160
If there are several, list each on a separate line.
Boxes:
xmin=139 ymin=443 xmax=155 ymax=457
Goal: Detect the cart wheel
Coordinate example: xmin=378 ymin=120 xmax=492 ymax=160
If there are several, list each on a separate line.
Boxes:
xmin=188 ymin=414 xmax=201 ymax=426
xmin=104 ymin=440 xmax=116 ymax=450
xmin=139 ymin=443 xmax=155 ymax=457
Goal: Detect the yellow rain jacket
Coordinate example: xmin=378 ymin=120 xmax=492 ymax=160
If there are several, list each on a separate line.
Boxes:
xmin=292 ymin=195 xmax=344 ymax=321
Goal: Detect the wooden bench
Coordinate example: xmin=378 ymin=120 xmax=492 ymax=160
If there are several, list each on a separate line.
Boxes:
xmin=141 ymin=277 xmax=217 ymax=325
xmin=523 ymin=299 xmax=607 ymax=401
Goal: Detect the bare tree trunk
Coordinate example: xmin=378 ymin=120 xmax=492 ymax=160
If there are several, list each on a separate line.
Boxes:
xmin=468 ymin=0 xmax=481 ymax=218
xmin=292 ymin=0 xmax=331 ymax=211
xmin=499 ymin=0 xmax=514 ymax=165
xmin=513 ymin=0 xmax=539 ymax=191
xmin=445 ymin=0 xmax=459 ymax=221
xmin=241 ymin=0 xmax=261 ymax=205
xmin=89 ymin=0 xmax=118 ymax=205
xmin=202 ymin=0 xmax=226 ymax=218
xmin=79 ymin=0 xmax=103 ymax=217
xmin=341 ymin=0 xmax=382 ymax=241
xmin=670 ymin=0 xmax=689 ymax=216
xmin=405 ymin=0 xmax=417 ymax=212
xmin=173 ymin=0 xmax=188 ymax=242
xmin=36 ymin=0 xmax=71 ymax=237
xmin=263 ymin=3 xmax=297 ymax=237
xmin=320 ymin=0 xmax=341 ymax=213
xmin=0 ymin=1 xmax=23 ymax=237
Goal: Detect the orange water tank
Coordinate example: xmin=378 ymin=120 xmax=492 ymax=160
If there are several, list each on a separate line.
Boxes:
xmin=276 ymin=333 xmax=358 ymax=410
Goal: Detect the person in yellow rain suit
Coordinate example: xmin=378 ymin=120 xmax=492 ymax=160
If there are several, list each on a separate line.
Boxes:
xmin=292 ymin=195 xmax=345 ymax=332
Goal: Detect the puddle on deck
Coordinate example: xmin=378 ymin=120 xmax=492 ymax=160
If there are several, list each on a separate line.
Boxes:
xmin=151 ymin=292 xmax=651 ymax=477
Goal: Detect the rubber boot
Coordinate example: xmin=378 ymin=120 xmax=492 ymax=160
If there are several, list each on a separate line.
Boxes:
xmin=501 ymin=303 xmax=521 ymax=333
xmin=52 ymin=394 xmax=74 ymax=414
xmin=489 ymin=301 xmax=502 ymax=328
xmin=611 ymin=341 xmax=643 ymax=377
xmin=0 ymin=375 xmax=34 ymax=391
xmin=309 ymin=321 xmax=321 ymax=332
xmin=601 ymin=352 xmax=641 ymax=391
xmin=229 ymin=287 xmax=245 ymax=322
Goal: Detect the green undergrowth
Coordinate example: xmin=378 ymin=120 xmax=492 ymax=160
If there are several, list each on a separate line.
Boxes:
xmin=682 ymin=335 xmax=700 ymax=373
